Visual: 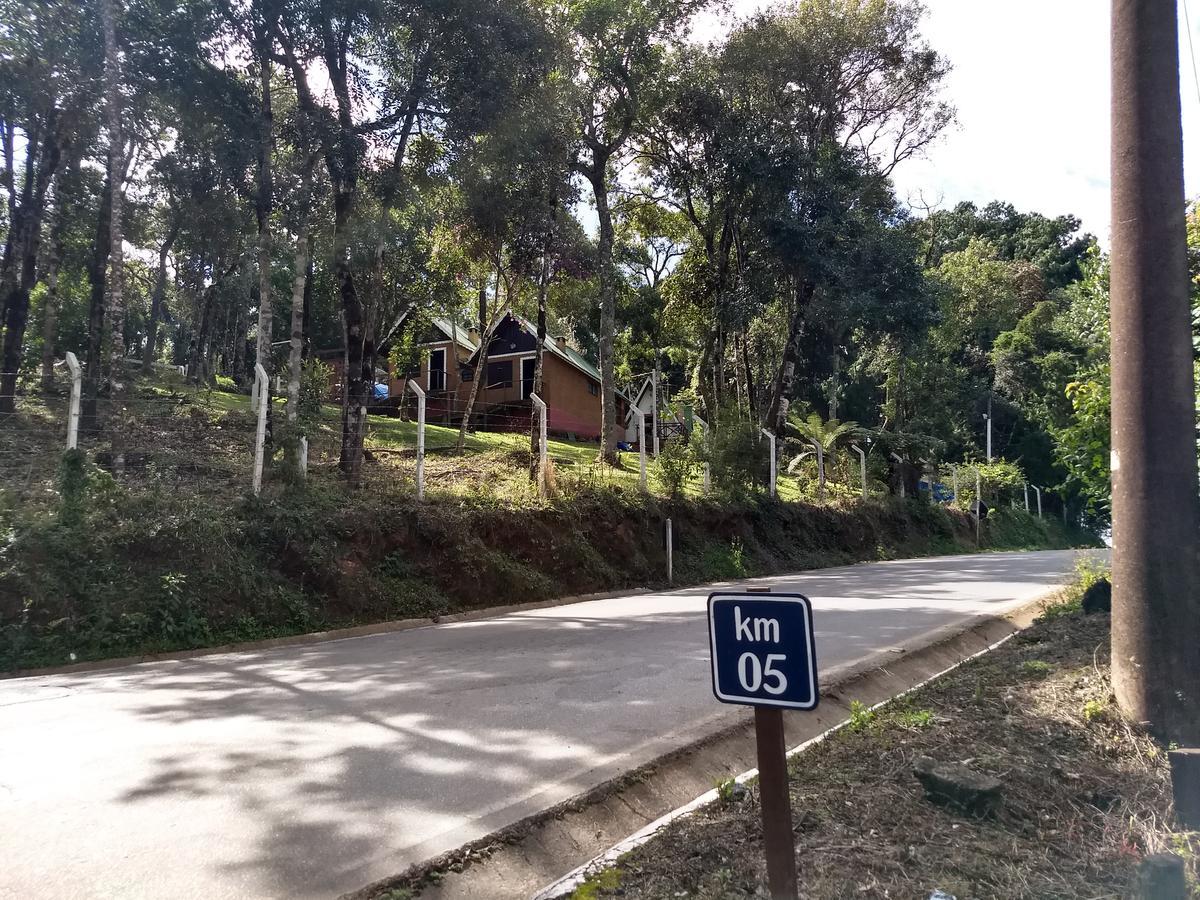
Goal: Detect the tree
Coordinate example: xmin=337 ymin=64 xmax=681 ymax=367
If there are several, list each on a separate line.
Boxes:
xmin=273 ymin=0 xmax=555 ymax=483
xmin=0 ymin=0 xmax=99 ymax=414
xmin=568 ymin=0 xmax=705 ymax=461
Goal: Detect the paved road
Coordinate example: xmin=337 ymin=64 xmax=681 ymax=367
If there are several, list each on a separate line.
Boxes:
xmin=0 ymin=550 xmax=1093 ymax=900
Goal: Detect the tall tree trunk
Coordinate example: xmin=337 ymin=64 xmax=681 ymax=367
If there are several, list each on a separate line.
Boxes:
xmin=231 ymin=258 xmax=251 ymax=385
xmin=142 ymin=218 xmax=180 ymax=369
xmin=40 ymin=177 xmax=70 ymax=391
xmin=301 ymin=239 xmax=313 ymax=361
xmin=335 ymin=193 xmax=371 ymax=483
xmin=286 ymin=206 xmax=312 ymax=423
xmin=252 ymin=22 xmax=275 ymax=414
xmin=0 ymin=125 xmax=61 ymax=414
xmin=530 ymin=246 xmax=551 ymax=477
xmin=741 ymin=329 xmax=757 ymax=423
xmin=458 ymin=275 xmax=496 ymax=453
xmin=590 ymin=170 xmax=618 ymax=461
xmin=101 ymin=0 xmax=127 ymax=473
xmin=285 ymin=232 xmax=309 ymax=425
xmin=765 ymin=279 xmax=815 ymax=435
xmin=82 ymin=175 xmax=112 ymax=429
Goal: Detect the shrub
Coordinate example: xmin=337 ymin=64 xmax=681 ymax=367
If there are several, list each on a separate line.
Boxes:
xmin=699 ymin=415 xmax=767 ymax=501
xmin=652 ymin=439 xmax=699 ymax=500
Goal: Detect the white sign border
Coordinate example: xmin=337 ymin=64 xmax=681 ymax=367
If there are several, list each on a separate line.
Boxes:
xmin=707 ymin=592 xmax=820 ymax=710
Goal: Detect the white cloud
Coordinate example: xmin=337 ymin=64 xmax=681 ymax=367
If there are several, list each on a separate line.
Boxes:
xmin=698 ymin=0 xmax=1200 ymax=244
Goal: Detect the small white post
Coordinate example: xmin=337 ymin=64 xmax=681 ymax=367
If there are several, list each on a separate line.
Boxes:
xmin=891 ymin=453 xmax=905 ymax=498
xmin=409 ymin=381 xmax=426 ymax=501
xmin=952 ymin=466 xmax=960 ymax=505
xmin=638 ymin=413 xmax=648 ymax=491
xmin=1033 ymin=484 xmax=1043 ymax=518
xmin=984 ymin=413 xmax=993 ymax=463
xmin=665 ymin=517 xmax=673 ymax=584
xmin=530 ymin=392 xmax=548 ymax=498
xmin=1024 ymin=482 xmax=1030 ymax=512
xmin=762 ymin=428 xmax=776 ymax=498
xmin=252 ymin=363 xmax=268 ymax=495
xmin=699 ymin=419 xmax=711 ymax=494
xmin=64 ymin=351 xmax=82 ymax=451
xmin=810 ymin=439 xmax=825 ymax=501
xmin=850 ymin=443 xmax=867 ymax=500
xmin=298 ymin=435 xmax=308 ymax=480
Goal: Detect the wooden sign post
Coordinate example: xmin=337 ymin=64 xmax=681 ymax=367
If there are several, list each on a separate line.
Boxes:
xmin=707 ymin=586 xmax=817 ymax=900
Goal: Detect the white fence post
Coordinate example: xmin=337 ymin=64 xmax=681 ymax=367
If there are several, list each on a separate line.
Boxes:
xmin=252 ymin=363 xmax=268 ymax=495
xmin=638 ymin=414 xmax=648 ymax=491
xmin=64 ymin=352 xmax=82 ymax=451
xmin=1024 ymin=482 xmax=1030 ymax=512
xmin=409 ymin=381 xmax=426 ymax=502
xmin=891 ymin=453 xmax=905 ymax=498
xmin=298 ymin=435 xmax=308 ymax=480
xmin=951 ymin=466 xmax=959 ymax=505
xmin=698 ymin=419 xmax=711 ymax=494
xmin=850 ymin=443 xmax=867 ymax=500
xmin=1033 ymin=484 xmax=1042 ymax=518
xmin=762 ymin=428 xmax=777 ymax=498
xmin=530 ymin=392 xmax=548 ymax=498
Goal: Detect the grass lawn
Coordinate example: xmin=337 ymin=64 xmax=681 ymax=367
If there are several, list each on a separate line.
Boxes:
xmin=124 ymin=379 xmax=857 ymax=505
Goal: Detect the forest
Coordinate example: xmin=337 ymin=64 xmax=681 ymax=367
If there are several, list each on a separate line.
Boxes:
xmin=1 ymin=0 xmax=1183 ymax=528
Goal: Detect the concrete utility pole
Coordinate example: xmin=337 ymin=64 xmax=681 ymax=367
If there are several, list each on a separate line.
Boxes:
xmin=984 ymin=395 xmax=993 ymax=463
xmin=1110 ymin=0 xmax=1200 ymax=744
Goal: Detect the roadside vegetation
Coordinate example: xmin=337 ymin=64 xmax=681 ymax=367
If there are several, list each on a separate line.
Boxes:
xmin=568 ymin=566 xmax=1198 ymax=900
xmin=0 ymin=376 xmax=1093 ymax=672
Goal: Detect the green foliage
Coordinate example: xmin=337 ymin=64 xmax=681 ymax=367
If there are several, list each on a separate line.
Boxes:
xmin=651 ymin=439 xmax=699 ymax=501
xmin=1020 ymin=660 xmax=1053 ymax=679
xmin=568 ymin=867 xmax=622 ymax=900
xmin=699 ymin=416 xmax=767 ymax=501
xmin=715 ymin=776 xmax=738 ymax=802
xmin=893 ymin=707 xmax=935 ymax=728
xmin=1081 ymin=698 xmax=1108 ymax=723
xmin=847 ymin=699 xmax=876 ymax=732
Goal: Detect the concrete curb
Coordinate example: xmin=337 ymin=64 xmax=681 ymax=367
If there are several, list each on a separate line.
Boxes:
xmin=343 ymin=591 xmax=1058 ymax=900
xmin=2 ymin=586 xmax=652 ymax=680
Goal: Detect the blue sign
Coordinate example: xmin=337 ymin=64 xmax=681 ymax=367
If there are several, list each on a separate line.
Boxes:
xmin=707 ymin=592 xmax=819 ymax=710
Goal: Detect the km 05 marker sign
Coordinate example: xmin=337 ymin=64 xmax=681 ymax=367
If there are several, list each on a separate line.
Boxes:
xmin=707 ymin=592 xmax=819 ymax=710
xmin=707 ymin=589 xmax=819 ymax=900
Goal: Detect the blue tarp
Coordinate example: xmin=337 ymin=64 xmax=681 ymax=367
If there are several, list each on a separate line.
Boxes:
xmin=372 ymin=383 xmax=389 ymax=401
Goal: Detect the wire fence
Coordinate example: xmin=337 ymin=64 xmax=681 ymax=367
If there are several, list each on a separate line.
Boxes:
xmin=0 ymin=357 xmax=1062 ymax=519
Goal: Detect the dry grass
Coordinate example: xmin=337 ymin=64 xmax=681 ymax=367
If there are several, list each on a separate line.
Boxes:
xmin=588 ymin=610 xmax=1198 ymax=899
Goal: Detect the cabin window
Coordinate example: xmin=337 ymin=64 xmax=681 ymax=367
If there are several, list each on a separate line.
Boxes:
xmin=521 ymin=358 xmax=536 ymax=399
xmin=588 ymin=381 xmax=599 ymax=396
xmin=428 ymin=348 xmax=446 ymax=391
xmin=486 ymin=359 xmax=513 ymax=388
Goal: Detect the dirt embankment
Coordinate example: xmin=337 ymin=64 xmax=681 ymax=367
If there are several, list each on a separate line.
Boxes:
xmin=0 ymin=478 xmax=1092 ymax=671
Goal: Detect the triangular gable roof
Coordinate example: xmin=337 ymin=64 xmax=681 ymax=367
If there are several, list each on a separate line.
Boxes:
xmin=429 ymin=317 xmax=477 ymax=353
xmin=507 ymin=312 xmax=604 ymax=382
xmin=474 ymin=312 xmax=630 ymax=401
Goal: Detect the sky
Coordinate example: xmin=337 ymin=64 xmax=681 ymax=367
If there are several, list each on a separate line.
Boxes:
xmin=695 ymin=0 xmax=1200 ymax=244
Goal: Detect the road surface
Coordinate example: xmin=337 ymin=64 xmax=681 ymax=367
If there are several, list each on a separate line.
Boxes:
xmin=0 ymin=550 xmax=1091 ymax=899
